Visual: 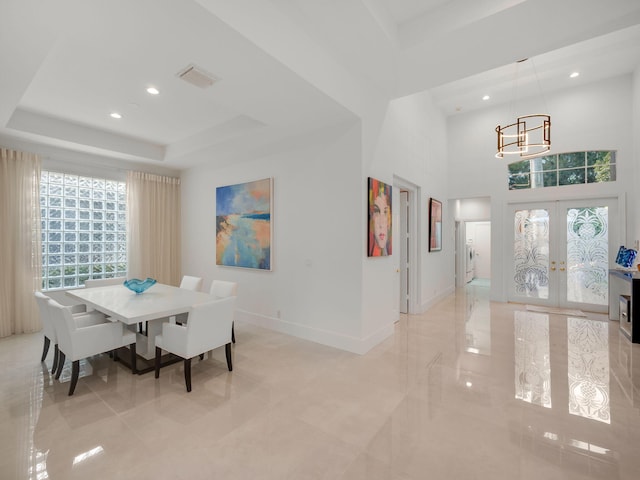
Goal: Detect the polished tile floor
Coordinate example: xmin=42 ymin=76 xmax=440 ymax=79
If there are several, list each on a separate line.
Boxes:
xmin=2 ymin=283 xmax=640 ymax=479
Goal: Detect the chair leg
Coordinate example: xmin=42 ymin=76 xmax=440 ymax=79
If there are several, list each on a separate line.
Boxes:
xmin=55 ymin=351 xmax=66 ymax=380
xmin=184 ymin=358 xmax=192 ymax=392
xmin=232 ymin=322 xmax=236 ymax=344
xmin=130 ymin=343 xmax=137 ymax=374
xmin=225 ymin=343 xmax=233 ymax=371
xmin=52 ymin=345 xmax=59 ymax=375
xmin=41 ymin=336 xmax=51 ymax=362
xmin=154 ymin=347 xmax=162 ymax=378
xmin=68 ymin=360 xmax=80 ymax=396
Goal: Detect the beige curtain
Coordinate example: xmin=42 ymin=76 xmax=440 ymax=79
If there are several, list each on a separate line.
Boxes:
xmin=0 ymin=148 xmax=42 ymax=337
xmin=127 ymin=171 xmax=181 ymax=286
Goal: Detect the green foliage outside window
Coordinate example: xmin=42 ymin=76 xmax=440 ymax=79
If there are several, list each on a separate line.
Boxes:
xmin=507 ymin=151 xmax=616 ymax=190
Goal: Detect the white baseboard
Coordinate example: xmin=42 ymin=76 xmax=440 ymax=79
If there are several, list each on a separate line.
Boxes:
xmin=419 ymin=285 xmax=455 ymax=313
xmin=236 ymin=310 xmax=394 ymax=355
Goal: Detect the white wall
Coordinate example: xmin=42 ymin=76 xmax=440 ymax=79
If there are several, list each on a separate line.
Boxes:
xmin=181 ymin=122 xmax=366 ymax=352
xmin=180 ymin=88 xmax=450 ymax=354
xmin=362 ymin=89 xmax=451 ymax=333
xmin=453 ymin=197 xmax=491 ymax=221
xmin=632 ymin=66 xmax=640 ymax=247
xmin=448 ymin=74 xmax=635 ymax=301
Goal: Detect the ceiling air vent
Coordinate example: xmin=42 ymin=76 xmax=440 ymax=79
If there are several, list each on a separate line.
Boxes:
xmin=177 ymin=64 xmax=218 ymax=89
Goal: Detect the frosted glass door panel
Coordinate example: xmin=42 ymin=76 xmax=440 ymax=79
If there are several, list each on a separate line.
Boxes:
xmin=513 ymin=209 xmax=550 ymax=300
xmin=565 ymin=206 xmax=609 ymax=305
xmin=508 ymin=199 xmax=616 ymax=313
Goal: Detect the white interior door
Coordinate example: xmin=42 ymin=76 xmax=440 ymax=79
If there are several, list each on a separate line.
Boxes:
xmin=399 ymin=191 xmax=409 ymax=314
xmin=508 ymin=198 xmax=617 ymax=313
xmin=473 ymin=222 xmax=491 ymax=279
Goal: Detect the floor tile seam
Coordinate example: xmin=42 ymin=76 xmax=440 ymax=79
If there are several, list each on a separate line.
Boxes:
xmin=193 ymin=404 xmax=359 ymax=461
xmin=333 ymin=448 xmax=377 ymax=479
xmin=87 ymin=380 xmax=153 ymax=423
xmin=261 ymin=366 xmax=347 ymax=394
xmin=114 ymin=406 xmax=194 ymax=447
xmin=265 ymin=381 xmax=340 ymax=413
xmin=268 ymin=382 xmax=395 ymax=433
xmin=286 ymin=372 xmax=411 ymax=410
xmin=142 ymin=372 xmax=267 ymax=407
xmin=294 ymin=412 xmax=380 ymax=457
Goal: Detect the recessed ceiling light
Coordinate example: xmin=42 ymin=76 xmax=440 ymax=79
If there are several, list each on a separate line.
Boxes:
xmin=482 ymin=95 xmax=490 ymax=101
xmin=146 ymin=87 xmax=160 ymax=95
xmin=110 ymin=112 xmax=122 ymax=119
xmin=570 ymin=72 xmax=580 ymax=78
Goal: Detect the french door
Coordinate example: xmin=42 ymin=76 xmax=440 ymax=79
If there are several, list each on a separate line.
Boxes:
xmin=508 ymin=199 xmax=617 ymax=313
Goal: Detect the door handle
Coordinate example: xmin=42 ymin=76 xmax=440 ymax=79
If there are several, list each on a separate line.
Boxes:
xmin=560 ymin=267 xmax=566 ymax=271
xmin=550 ymin=267 xmax=556 ymax=271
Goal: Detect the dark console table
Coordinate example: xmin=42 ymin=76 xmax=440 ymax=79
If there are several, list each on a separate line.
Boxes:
xmin=609 ymin=269 xmax=640 ymax=343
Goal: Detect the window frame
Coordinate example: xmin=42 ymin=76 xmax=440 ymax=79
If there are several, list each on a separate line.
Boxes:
xmin=507 ymin=151 xmax=616 ymax=191
xmin=40 ymin=170 xmax=127 ymax=291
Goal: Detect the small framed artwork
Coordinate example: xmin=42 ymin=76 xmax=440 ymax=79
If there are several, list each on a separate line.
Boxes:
xmin=368 ymin=177 xmax=392 ymax=256
xmin=429 ymin=197 xmax=442 ymax=252
xmin=216 ymin=178 xmax=273 ymax=270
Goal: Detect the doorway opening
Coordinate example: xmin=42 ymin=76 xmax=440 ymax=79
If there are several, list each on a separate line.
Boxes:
xmin=454 ymin=197 xmax=492 ymax=289
xmin=465 ymin=221 xmax=491 ymax=286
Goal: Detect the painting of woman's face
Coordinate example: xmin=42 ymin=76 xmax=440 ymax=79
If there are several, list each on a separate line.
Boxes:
xmin=373 ymin=194 xmax=389 ymax=249
xmin=368 ymin=177 xmax=392 ymax=257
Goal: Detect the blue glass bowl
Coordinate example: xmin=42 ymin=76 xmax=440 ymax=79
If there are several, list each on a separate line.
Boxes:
xmin=124 ymin=277 xmax=157 ymax=294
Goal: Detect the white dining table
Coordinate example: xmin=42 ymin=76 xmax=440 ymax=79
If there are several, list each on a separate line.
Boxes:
xmin=66 ymin=283 xmax=215 ymax=363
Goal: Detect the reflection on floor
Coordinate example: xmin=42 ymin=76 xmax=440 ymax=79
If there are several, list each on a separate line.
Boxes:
xmin=2 ymin=284 xmax=640 ymax=479
xmin=468 ymin=277 xmax=490 ymax=287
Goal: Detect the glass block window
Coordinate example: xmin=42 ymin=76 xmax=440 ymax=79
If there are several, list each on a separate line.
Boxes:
xmin=40 ymin=171 xmax=127 ymax=290
xmin=508 ymin=151 xmax=616 ymax=190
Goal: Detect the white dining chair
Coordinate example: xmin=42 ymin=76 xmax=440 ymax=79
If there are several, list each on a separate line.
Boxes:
xmin=34 ymin=292 xmax=110 ymax=375
xmin=155 ymin=297 xmax=235 ymax=392
xmin=180 ymin=275 xmax=203 ymax=291
xmin=35 ymin=291 xmax=60 ymax=373
xmin=172 ymin=275 xmax=204 ymax=325
xmin=210 ymin=280 xmax=238 ymax=343
xmin=48 ymin=298 xmax=137 ymax=395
